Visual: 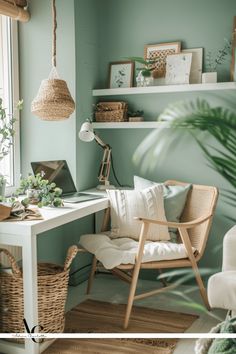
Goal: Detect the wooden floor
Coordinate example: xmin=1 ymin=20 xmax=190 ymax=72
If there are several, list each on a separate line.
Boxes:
xmin=64 ymin=274 xmax=225 ymax=354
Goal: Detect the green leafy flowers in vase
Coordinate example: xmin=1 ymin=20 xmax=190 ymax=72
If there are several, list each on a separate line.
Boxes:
xmin=16 ymin=173 xmax=63 ymax=207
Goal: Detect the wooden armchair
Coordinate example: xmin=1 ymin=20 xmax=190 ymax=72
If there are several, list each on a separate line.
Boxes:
xmin=83 ymin=180 xmax=219 ymax=329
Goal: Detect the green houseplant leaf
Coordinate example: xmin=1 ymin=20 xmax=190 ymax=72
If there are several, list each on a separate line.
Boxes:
xmin=133 ymin=99 xmax=236 ymax=215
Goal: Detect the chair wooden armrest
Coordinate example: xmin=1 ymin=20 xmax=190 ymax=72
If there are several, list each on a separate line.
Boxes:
xmin=134 ymin=213 xmax=212 ymax=229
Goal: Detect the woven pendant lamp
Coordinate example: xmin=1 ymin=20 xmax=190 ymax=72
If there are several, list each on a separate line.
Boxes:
xmin=31 ymin=0 xmax=75 ymax=121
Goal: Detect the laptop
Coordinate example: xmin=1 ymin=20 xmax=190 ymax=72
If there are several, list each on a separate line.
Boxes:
xmin=31 ymin=160 xmax=104 ymax=203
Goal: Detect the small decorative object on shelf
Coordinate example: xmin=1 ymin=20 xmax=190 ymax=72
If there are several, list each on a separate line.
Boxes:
xmin=94 ymin=101 xmax=128 ymax=122
xmin=202 ymin=39 xmax=231 ymax=83
xmin=16 ymin=173 xmax=63 ymax=207
xmin=128 ymin=109 xmax=144 ymax=122
xmin=127 ymin=57 xmax=159 ymax=87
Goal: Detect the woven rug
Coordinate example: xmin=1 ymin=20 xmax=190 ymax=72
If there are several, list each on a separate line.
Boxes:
xmin=45 ymin=299 xmax=198 ymax=354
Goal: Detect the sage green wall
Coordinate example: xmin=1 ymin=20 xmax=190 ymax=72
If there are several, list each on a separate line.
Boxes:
xmin=75 ymin=0 xmax=101 ymax=191
xmin=94 ymin=0 xmax=236 ymax=275
xmin=19 ymin=0 xmax=76 ymax=182
xmin=18 ymin=0 xmax=96 ymax=274
xmin=18 ymin=0 xmax=236 ymax=279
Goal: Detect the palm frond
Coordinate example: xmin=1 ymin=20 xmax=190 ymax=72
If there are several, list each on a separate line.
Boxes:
xmin=157 ymin=99 xmax=236 ymax=206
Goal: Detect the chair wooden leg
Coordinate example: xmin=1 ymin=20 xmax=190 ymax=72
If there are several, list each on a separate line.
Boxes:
xmin=124 ymin=221 xmax=149 ymax=329
xmin=178 ymin=228 xmax=210 ymax=311
xmin=193 ymin=266 xmax=210 ymax=310
xmin=86 ymin=255 xmax=97 ymax=295
xmin=124 ymin=262 xmax=141 ymax=329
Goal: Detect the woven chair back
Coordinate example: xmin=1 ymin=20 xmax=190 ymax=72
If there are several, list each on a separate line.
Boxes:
xmin=165 ymin=180 xmax=218 ymax=258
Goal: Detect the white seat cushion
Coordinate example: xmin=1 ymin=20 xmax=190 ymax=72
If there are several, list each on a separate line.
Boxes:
xmin=79 ymin=234 xmax=195 ymax=269
xmin=208 ymin=271 xmax=236 ymax=311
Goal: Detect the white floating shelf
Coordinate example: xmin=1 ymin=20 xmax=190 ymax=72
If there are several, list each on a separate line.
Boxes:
xmin=92 ymin=121 xmax=167 ymax=129
xmin=93 ymin=82 xmax=236 ymax=97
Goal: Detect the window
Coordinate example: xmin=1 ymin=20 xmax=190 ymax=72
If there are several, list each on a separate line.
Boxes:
xmin=0 ymin=16 xmax=20 ymax=195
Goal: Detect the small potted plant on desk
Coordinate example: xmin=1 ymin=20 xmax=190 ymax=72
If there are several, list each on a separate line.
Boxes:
xmin=16 ymin=173 xmax=63 ymax=207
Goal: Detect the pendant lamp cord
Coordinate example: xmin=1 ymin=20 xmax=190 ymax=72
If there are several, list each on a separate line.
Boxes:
xmin=52 ymin=0 xmax=57 ymax=67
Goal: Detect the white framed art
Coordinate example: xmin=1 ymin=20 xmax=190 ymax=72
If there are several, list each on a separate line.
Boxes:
xmin=165 ymin=53 xmax=192 ymax=85
xmin=182 ymin=48 xmax=203 ymax=83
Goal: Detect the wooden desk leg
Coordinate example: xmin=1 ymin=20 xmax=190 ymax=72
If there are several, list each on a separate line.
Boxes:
xmin=22 ymin=233 xmax=40 ymax=354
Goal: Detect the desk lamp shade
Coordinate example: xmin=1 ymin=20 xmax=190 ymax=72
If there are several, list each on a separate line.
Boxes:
xmin=79 ymin=121 xmax=94 ymax=142
xmin=31 ymin=0 xmax=75 ymax=121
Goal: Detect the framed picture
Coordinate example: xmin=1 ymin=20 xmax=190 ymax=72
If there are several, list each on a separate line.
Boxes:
xmin=230 ymin=16 xmax=236 ymax=81
xmin=144 ymin=42 xmax=181 ymax=78
xmin=109 ymin=61 xmax=134 ymax=88
xmin=165 ymin=53 xmax=192 ymax=85
xmin=182 ymin=48 xmax=203 ymax=84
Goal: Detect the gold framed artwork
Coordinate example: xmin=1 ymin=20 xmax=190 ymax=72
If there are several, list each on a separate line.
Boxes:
xmin=144 ymin=42 xmax=181 ymax=78
xmin=230 ymin=16 xmax=236 ymax=81
xmin=108 ymin=61 xmax=134 ymax=88
xmin=182 ymin=48 xmax=203 ymax=84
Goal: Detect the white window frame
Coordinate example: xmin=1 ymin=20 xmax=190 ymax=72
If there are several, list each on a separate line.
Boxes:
xmin=1 ymin=16 xmax=20 ymax=196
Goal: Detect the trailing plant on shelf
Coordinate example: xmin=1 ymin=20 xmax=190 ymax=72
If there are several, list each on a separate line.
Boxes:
xmin=206 ymin=39 xmax=231 ymax=72
xmin=16 ymin=173 xmax=63 ymax=207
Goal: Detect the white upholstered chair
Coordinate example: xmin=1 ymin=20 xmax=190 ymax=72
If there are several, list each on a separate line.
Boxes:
xmin=208 ymin=225 xmax=236 ymax=316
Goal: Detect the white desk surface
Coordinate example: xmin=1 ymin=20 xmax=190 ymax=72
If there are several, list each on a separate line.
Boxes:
xmin=0 ymin=196 xmax=109 ymax=236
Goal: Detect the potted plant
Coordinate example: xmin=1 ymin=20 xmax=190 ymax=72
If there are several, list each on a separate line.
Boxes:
xmin=202 ymin=39 xmax=231 ymax=83
xmin=0 ymin=98 xmax=23 ymax=196
xmin=128 ymin=56 xmax=159 ymax=87
xmin=128 ymin=109 xmax=144 ymax=122
xmin=16 ymin=173 xmax=63 ymax=207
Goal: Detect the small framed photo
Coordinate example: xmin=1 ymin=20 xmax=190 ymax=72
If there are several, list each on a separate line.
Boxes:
xmin=144 ymin=42 xmax=181 ymax=78
xmin=165 ymin=53 xmax=192 ymax=85
xmin=109 ymin=61 xmax=134 ymax=88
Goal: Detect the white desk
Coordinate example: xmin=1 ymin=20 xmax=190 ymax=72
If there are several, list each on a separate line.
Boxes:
xmin=0 ymin=197 xmax=109 ymax=354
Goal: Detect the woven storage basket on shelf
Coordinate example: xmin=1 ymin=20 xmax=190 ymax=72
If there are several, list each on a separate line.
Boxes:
xmin=95 ymin=101 xmax=128 ymax=122
xmin=95 ymin=109 xmax=128 ymax=122
xmin=0 ymin=245 xmax=78 ymax=340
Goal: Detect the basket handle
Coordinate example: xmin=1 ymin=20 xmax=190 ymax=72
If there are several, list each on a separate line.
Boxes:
xmin=0 ymin=248 xmax=22 ymax=277
xmin=63 ymin=245 xmax=79 ymax=271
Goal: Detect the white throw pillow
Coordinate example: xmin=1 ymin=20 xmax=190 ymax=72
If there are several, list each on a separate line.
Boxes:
xmin=106 ymin=185 xmax=170 ymax=241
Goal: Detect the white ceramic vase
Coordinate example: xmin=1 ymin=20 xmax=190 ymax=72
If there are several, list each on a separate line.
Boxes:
xmin=202 ymin=72 xmax=217 ymax=83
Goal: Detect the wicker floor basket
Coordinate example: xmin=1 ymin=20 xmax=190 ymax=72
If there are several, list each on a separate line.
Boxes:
xmin=0 ymin=246 xmax=78 ymax=340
